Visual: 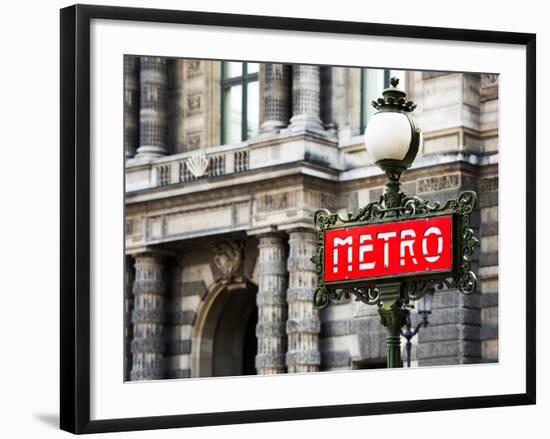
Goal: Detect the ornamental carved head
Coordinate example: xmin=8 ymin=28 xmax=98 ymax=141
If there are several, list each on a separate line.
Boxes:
xmin=213 ymin=240 xmax=244 ymax=281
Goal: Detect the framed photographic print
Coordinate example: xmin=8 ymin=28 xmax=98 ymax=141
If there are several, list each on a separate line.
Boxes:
xmin=60 ymin=4 xmax=536 ymax=434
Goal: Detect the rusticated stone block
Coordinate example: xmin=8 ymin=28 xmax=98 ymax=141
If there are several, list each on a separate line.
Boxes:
xmin=482 ymin=307 xmax=498 ymax=328
xmin=255 ymin=353 xmax=285 ymax=369
xmin=351 ymin=317 xmax=386 ymax=360
xmin=256 ymin=291 xmax=286 ymax=305
xmin=427 ymin=307 xmax=481 ymax=326
xmin=418 ymin=339 xmax=481 ymax=359
xmin=481 ymin=222 xmax=499 ymax=236
xmin=255 ymin=261 xmax=287 ymax=275
xmin=481 ymin=324 xmax=498 ymax=340
xmin=165 ymin=339 xmax=191 ymax=355
xmin=321 ymin=350 xmax=351 ymax=368
xmin=256 ymin=321 xmax=286 ymax=337
xmin=130 ymin=366 xmax=164 ymax=381
xmin=287 ymin=256 xmax=316 ymax=271
xmin=132 ymin=309 xmax=164 ymax=324
xmin=481 ymin=292 xmax=498 ymax=307
xmin=131 ymin=338 xmax=165 ymax=354
xmin=166 ymin=310 xmax=196 ymax=326
xmin=480 ymin=191 xmax=498 ymax=207
xmin=419 ymin=324 xmax=480 ymax=343
xmin=321 ymin=320 xmax=351 ymax=337
xmin=286 ymin=318 xmax=320 ymax=334
xmin=419 ymin=356 xmax=481 ymax=367
xmin=286 ymin=287 xmax=315 ymax=302
xmin=482 ymin=339 xmax=498 ymax=361
xmin=480 ymin=252 xmax=498 ymax=267
xmin=132 ymin=280 xmax=165 ymax=295
xmin=431 ymin=290 xmax=481 ymax=308
xmin=286 ymin=351 xmax=321 ymax=366
xmin=166 ymin=368 xmax=191 ymax=379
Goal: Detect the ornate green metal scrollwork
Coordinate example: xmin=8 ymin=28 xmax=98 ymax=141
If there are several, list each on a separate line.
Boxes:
xmin=311 ymin=190 xmax=480 ymax=309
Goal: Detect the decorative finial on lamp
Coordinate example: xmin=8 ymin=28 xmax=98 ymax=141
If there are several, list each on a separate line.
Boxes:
xmin=364 ymin=73 xmax=422 ymax=209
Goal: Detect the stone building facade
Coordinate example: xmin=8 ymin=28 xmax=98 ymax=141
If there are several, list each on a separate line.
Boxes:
xmin=124 ymin=57 xmax=499 ymax=381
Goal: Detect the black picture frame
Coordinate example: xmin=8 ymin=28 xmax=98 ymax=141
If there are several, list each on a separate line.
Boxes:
xmin=60 ymin=4 xmax=536 ymax=434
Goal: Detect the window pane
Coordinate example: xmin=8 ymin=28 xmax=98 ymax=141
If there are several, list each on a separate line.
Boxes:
xmin=223 ymin=62 xmax=243 ymax=78
xmin=362 ymin=68 xmax=386 ymax=130
xmin=223 ymin=85 xmax=243 ymax=144
xmin=246 ymin=81 xmax=259 ymax=139
xmin=247 ymin=63 xmax=259 ymax=74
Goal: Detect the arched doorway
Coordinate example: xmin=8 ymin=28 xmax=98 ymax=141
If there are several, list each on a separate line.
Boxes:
xmin=192 ymin=280 xmax=258 ymax=377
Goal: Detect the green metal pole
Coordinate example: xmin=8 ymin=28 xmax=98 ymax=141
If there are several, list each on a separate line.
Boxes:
xmin=377 ymin=282 xmax=408 ymax=368
xmin=376 ymin=170 xmax=409 ymax=368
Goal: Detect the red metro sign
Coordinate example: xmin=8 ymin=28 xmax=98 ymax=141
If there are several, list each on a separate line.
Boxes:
xmin=323 ymin=215 xmax=454 ymax=285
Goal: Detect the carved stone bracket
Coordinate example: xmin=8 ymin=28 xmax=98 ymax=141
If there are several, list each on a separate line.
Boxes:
xmin=213 ymin=240 xmax=244 ymax=282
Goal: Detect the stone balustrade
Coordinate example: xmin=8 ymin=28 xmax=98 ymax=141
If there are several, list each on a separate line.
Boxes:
xmin=125 ymin=132 xmax=342 ymax=192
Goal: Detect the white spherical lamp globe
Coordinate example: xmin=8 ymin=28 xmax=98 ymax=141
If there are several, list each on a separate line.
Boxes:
xmin=364 ymin=112 xmax=412 ymax=163
xmin=363 ymin=77 xmax=421 ymax=174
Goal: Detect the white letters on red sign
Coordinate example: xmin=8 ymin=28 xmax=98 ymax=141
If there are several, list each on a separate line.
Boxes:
xmin=422 ymin=226 xmax=443 ymax=262
xmin=359 ymin=234 xmax=375 ymax=270
xmin=323 ymin=215 xmax=453 ymax=283
xmin=400 ymin=229 xmax=418 ymax=266
xmin=333 ymin=236 xmax=352 ymax=273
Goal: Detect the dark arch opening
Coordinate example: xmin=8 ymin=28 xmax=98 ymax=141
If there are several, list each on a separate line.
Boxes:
xmin=207 ymin=284 xmax=257 ymax=377
xmin=193 ymin=280 xmax=258 ymax=378
xmin=241 ymin=306 xmax=258 ymax=376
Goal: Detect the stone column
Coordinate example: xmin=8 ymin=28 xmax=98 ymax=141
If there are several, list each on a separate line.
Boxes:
xmin=124 ymin=255 xmax=134 ymax=381
xmin=166 ymin=59 xmax=186 ymax=154
xmin=255 ymin=233 xmax=288 ymax=374
xmin=289 ymin=65 xmax=324 ymax=133
xmin=135 ymin=57 xmax=168 ymax=159
xmin=261 ymin=64 xmax=291 ymax=133
xmin=130 ymin=253 xmax=166 ymax=381
xmin=286 ymin=229 xmax=321 ymax=373
xmin=124 ymin=56 xmax=140 ymax=159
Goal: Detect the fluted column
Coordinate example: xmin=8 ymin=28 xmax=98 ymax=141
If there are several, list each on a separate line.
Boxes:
xmin=124 ymin=56 xmax=140 ymax=159
xmin=289 ymin=65 xmax=324 ymax=133
xmin=135 ymin=57 xmax=168 ymax=159
xmin=286 ymin=229 xmax=320 ymax=373
xmin=255 ymin=233 xmax=288 ymax=374
xmin=124 ymin=255 xmax=134 ymax=381
xmin=130 ymin=253 xmax=166 ymax=381
xmin=261 ymin=64 xmax=291 ymax=133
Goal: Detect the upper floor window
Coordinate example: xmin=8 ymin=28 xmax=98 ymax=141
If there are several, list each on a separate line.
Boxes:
xmin=221 ymin=62 xmax=259 ymax=144
xmin=360 ymin=68 xmax=406 ymax=134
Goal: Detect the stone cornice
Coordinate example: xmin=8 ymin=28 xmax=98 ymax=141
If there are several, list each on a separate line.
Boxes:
xmin=248 ymin=129 xmax=338 ymax=149
xmin=126 ymin=161 xmax=339 ymax=206
xmin=339 ymin=151 xmax=497 ymax=182
xmin=127 ymin=152 xmax=497 ymax=210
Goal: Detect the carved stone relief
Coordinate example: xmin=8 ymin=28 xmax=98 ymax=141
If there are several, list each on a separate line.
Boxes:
xmin=186 ymin=60 xmax=202 ymax=79
xmin=184 ymin=131 xmax=201 ymax=150
xmin=417 ymin=173 xmax=460 ymax=193
xmin=256 ymin=192 xmax=295 ymax=213
xmin=480 ymin=177 xmax=499 ymax=192
xmin=213 ymin=240 xmax=244 ymax=281
xmin=186 ymin=93 xmax=202 ymax=117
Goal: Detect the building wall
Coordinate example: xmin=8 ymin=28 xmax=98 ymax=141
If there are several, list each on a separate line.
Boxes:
xmin=124 ymin=56 xmax=499 ymax=380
